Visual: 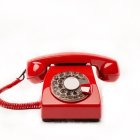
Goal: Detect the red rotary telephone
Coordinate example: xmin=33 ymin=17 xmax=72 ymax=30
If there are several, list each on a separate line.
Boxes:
xmin=0 ymin=52 xmax=119 ymax=121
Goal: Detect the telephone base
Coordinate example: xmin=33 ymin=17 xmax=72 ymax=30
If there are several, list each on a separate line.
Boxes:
xmin=41 ymin=66 xmax=101 ymax=121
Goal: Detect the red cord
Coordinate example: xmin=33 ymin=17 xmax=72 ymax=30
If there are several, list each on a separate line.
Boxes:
xmin=0 ymin=70 xmax=41 ymax=110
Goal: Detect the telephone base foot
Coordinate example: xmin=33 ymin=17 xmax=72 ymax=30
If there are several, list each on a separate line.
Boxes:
xmin=42 ymin=119 xmax=100 ymax=122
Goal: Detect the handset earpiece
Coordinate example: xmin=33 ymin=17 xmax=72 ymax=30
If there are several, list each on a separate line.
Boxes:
xmin=27 ymin=62 xmax=47 ymax=83
xmin=96 ymin=61 xmax=119 ymax=82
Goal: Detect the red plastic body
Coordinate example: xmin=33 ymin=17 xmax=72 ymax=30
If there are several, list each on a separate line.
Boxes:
xmin=25 ymin=52 xmax=119 ymax=121
xmin=41 ymin=66 xmax=101 ymax=121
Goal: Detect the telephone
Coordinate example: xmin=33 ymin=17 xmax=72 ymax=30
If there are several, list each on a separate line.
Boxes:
xmin=0 ymin=52 xmax=119 ymax=121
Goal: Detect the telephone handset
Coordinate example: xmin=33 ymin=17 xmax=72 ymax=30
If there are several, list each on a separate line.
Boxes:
xmin=0 ymin=52 xmax=119 ymax=121
xmin=27 ymin=52 xmax=119 ymax=83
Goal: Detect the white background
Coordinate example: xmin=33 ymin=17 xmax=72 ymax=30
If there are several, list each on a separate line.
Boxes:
xmin=0 ymin=0 xmax=140 ymax=140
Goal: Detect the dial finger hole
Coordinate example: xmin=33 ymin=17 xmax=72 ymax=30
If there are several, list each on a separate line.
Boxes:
xmin=60 ymin=89 xmax=67 ymax=94
xmin=61 ymin=93 xmax=66 ymax=98
xmin=53 ymin=87 xmax=58 ymax=91
xmin=52 ymin=81 xmax=57 ymax=86
xmin=58 ymin=84 xmax=63 ymax=89
xmin=60 ymin=73 xmax=65 ymax=77
xmin=54 ymin=76 xmax=59 ymax=80
xmin=55 ymin=92 xmax=60 ymax=95
xmin=66 ymin=71 xmax=72 ymax=77
xmin=58 ymin=79 xmax=63 ymax=84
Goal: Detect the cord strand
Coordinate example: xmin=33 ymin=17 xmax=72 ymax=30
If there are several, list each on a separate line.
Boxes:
xmin=0 ymin=70 xmax=41 ymax=110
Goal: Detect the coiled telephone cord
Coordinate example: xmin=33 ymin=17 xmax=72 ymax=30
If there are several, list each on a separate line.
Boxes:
xmin=0 ymin=70 xmax=41 ymax=110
